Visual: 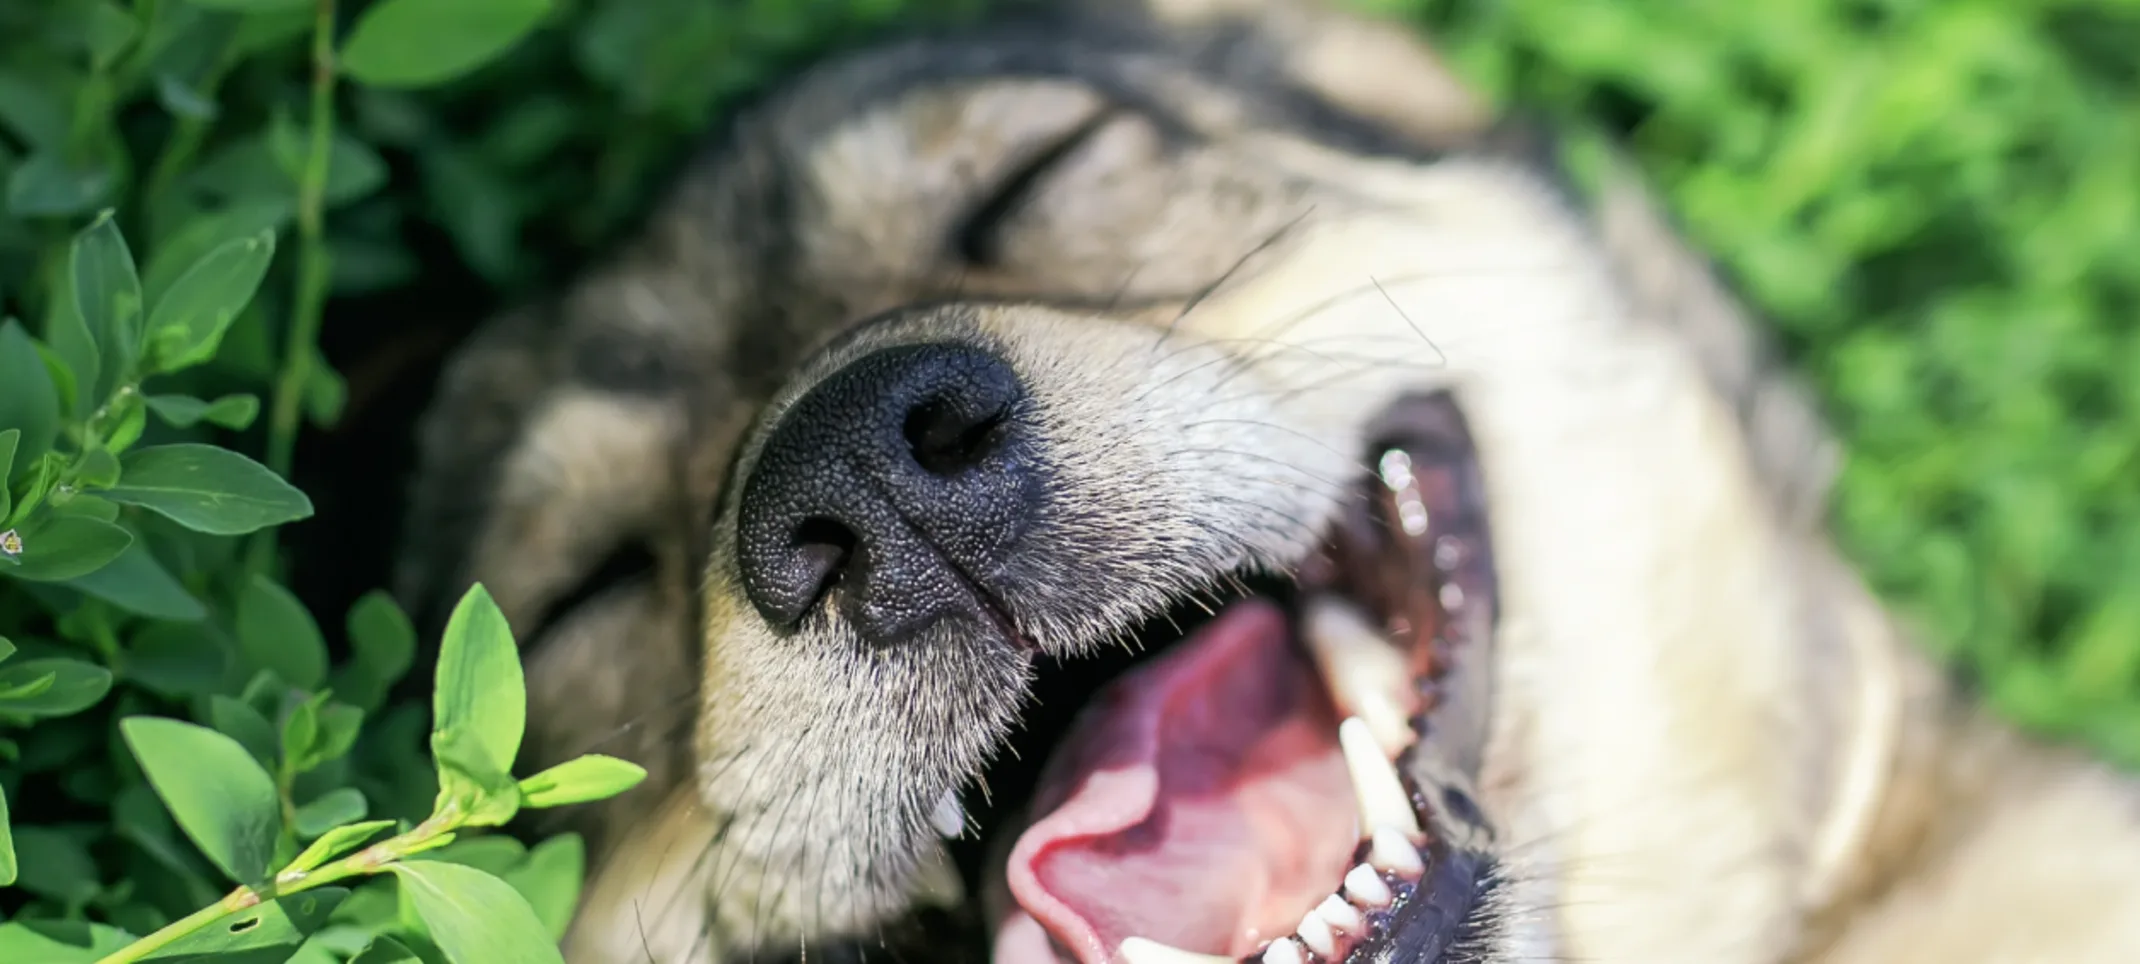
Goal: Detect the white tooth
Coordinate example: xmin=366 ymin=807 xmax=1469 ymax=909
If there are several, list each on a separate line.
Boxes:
xmin=1371 ymin=825 xmax=1427 ymax=877
xmin=1296 ymin=910 xmax=1337 ymax=957
xmin=1345 ymin=863 xmax=1393 ymax=907
xmin=929 ymin=790 xmax=963 ymax=838
xmin=1303 ymin=598 xmax=1415 ymax=756
xmin=1261 ymin=938 xmax=1306 ymax=964
xmin=1340 ymin=717 xmax=1422 ymax=838
xmin=1118 ymin=937 xmax=1232 ymax=963
xmin=1317 ymin=894 xmax=1365 ymax=933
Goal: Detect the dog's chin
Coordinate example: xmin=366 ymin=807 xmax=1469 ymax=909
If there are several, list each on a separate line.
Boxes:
xmin=958 ymin=392 xmax=1501 ymax=964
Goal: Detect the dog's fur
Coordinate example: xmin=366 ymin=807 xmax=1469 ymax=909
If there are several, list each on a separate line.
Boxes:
xmin=394 ymin=1 xmax=2140 ymax=961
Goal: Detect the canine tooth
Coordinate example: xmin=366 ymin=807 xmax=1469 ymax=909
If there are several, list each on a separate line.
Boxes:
xmin=1304 ymin=599 xmax=1414 ymax=755
xmin=1317 ymin=894 xmax=1365 ymax=933
xmin=1118 ymin=937 xmax=1232 ymax=963
xmin=1344 ymin=863 xmax=1393 ymax=907
xmin=1261 ymin=938 xmax=1306 ymax=964
xmin=1340 ymin=717 xmax=1422 ymax=838
xmin=929 ymin=790 xmax=963 ymax=838
xmin=1370 ymin=825 xmax=1426 ymax=877
xmin=1295 ymin=911 xmax=1337 ymax=957
xmin=1378 ymin=449 xmax=1414 ymax=488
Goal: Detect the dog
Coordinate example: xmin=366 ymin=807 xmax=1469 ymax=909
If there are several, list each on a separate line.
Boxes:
xmin=392 ymin=0 xmax=2140 ymax=961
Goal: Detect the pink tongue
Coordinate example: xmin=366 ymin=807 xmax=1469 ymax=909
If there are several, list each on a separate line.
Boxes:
xmin=1003 ymin=600 xmax=1357 ymax=963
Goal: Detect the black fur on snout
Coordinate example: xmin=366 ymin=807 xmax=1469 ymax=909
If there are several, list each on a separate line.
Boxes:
xmin=736 ymin=342 xmax=1038 ymax=645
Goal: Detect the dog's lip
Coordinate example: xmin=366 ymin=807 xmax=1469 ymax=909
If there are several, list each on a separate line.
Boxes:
xmin=986 ymin=391 xmax=1499 ymax=964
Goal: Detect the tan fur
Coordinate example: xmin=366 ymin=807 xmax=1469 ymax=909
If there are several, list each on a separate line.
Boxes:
xmin=395 ymin=1 xmax=2140 ymax=961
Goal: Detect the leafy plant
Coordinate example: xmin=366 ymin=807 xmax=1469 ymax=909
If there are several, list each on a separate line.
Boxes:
xmin=1 ymin=0 xmax=654 ymax=959
xmin=0 ymin=582 xmax=642 ymax=962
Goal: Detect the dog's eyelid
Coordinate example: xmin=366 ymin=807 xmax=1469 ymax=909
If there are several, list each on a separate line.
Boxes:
xmin=525 ymin=537 xmax=660 ymax=645
xmin=952 ymin=105 xmax=1125 ymax=266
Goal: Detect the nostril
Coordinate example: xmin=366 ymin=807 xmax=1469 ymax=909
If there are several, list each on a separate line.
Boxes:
xmin=790 ymin=517 xmax=861 ymax=616
xmin=903 ymin=395 xmax=1010 ymax=477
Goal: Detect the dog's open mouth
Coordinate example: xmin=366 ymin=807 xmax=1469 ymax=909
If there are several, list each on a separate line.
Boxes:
xmin=966 ymin=392 xmax=1499 ymax=964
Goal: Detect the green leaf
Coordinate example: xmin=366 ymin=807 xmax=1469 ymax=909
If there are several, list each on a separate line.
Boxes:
xmin=341 ymin=0 xmax=552 ymax=89
xmin=0 ymin=920 xmax=134 ymax=962
xmin=70 ymin=210 xmax=145 ymax=393
xmin=304 ymin=348 xmax=347 ymax=425
xmin=500 ymin=833 xmax=584 ymax=941
xmin=434 ymin=729 xmax=521 ymax=827
xmin=78 ymin=0 xmax=140 ymax=69
xmin=104 ymin=443 xmax=314 ymax=535
xmin=430 ymin=586 xmax=525 ymax=824
xmin=121 ymin=716 xmax=283 ymax=885
xmin=145 ymin=393 xmax=261 ymax=430
xmin=390 ymin=861 xmax=567 ymax=964
xmin=0 ymin=786 xmax=13 ymax=886
xmin=76 ymin=446 xmax=121 ymax=488
xmin=431 ymin=585 xmax=524 ymax=772
xmin=4 ymin=513 xmax=131 ymax=580
xmin=144 ymin=230 xmax=277 ymax=373
xmin=0 ymin=429 xmax=16 ymax=519
xmin=517 ymin=755 xmax=647 ymax=809
xmin=309 ymin=702 xmax=364 ymax=769
xmin=0 ymin=321 xmax=61 ymax=467
xmin=415 ymin=834 xmax=524 ymax=874
xmin=282 ymin=692 xmax=320 ymax=767
xmin=63 ymin=539 xmax=207 ymax=621
xmin=286 ymin=818 xmax=393 ymax=874
xmin=143 ymin=201 xmax=293 ymax=305
xmin=123 ymin=623 xmax=230 ymax=698
xmin=0 ymin=658 xmax=112 ymax=717
xmin=154 ymin=887 xmax=349 ymax=957
xmin=104 ymin=395 xmax=147 ymax=451
xmin=7 ymin=826 xmax=100 ymax=904
xmin=45 ymin=268 xmax=101 ymax=415
xmin=0 ymin=635 xmax=11 ymax=661
xmin=351 ymin=936 xmax=423 ymax=964
xmin=237 ymin=575 xmax=328 ymax=690
xmin=0 ymin=71 xmax=72 ymax=151
xmin=112 ymin=781 xmax=222 ymax=908
xmin=341 ymin=590 xmax=416 ymax=709
xmin=210 ymin=694 xmax=281 ymax=770
xmin=294 ymin=787 xmax=369 ymax=838
xmin=53 ymin=493 xmax=120 ymax=522
xmin=5 ymin=152 xmax=115 ymax=218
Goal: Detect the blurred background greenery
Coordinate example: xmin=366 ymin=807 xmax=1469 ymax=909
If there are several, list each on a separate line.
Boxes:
xmin=0 ymin=0 xmax=2135 ymax=947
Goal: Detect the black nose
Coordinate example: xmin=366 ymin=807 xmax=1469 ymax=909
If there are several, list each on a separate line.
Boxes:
xmin=735 ymin=343 xmax=1037 ymax=643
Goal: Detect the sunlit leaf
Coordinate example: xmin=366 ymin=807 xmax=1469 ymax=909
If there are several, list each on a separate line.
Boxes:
xmin=121 ymin=716 xmax=283 ymax=885
xmin=341 ymin=0 xmax=554 ymax=89
xmin=104 ymin=444 xmax=313 ymax=535
xmin=390 ymin=861 xmax=567 ymax=964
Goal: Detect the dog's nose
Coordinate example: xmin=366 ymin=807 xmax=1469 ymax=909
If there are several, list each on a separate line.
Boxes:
xmin=736 ymin=343 xmax=1037 ymax=643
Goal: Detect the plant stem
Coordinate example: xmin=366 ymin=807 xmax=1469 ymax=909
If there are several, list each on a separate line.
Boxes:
xmin=252 ymin=0 xmax=339 ymax=576
xmin=266 ymin=0 xmax=341 ymax=475
xmin=141 ymin=35 xmax=244 ymax=234
xmin=91 ymin=817 xmax=451 ymax=964
xmin=90 ymin=889 xmax=253 ymax=964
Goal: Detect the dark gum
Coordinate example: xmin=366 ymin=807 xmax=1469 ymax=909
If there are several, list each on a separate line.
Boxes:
xmin=1251 ymin=391 xmax=1500 ymax=964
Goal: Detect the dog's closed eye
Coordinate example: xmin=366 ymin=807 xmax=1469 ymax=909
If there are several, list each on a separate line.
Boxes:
xmin=953 ymin=107 xmax=1125 ymax=267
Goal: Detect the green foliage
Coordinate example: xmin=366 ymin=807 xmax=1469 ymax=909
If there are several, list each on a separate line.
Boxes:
xmin=1 ymin=0 xmax=658 ymax=958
